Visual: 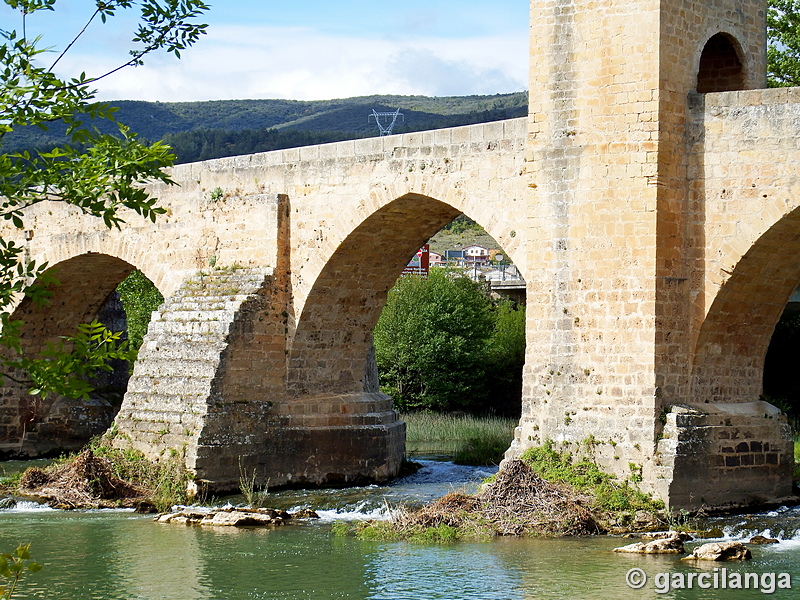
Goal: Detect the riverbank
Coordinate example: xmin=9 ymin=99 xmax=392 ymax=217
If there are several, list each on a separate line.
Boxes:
xmin=2 ymin=451 xmax=800 ymax=599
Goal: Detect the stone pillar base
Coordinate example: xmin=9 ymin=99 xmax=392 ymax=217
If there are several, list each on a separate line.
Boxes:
xmin=654 ymin=401 xmax=794 ymax=510
xmin=191 ymin=392 xmax=406 ymax=493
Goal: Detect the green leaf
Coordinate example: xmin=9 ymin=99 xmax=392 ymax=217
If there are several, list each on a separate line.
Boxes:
xmin=27 ymin=562 xmax=42 ymax=573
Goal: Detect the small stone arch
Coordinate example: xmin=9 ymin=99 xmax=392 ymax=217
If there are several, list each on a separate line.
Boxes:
xmin=696 ymin=32 xmax=746 ymax=93
xmin=0 ymin=253 xmax=161 ymax=457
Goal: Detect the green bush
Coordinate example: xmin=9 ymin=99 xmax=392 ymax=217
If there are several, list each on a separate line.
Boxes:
xmin=374 ymin=269 xmax=525 ymax=414
xmin=374 ymin=269 xmax=494 ymax=412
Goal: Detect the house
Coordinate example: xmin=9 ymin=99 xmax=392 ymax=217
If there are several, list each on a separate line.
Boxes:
xmin=428 ymin=251 xmax=444 ymax=266
xmin=462 ymin=245 xmax=491 ymax=266
xmin=444 ymin=249 xmax=465 ymax=265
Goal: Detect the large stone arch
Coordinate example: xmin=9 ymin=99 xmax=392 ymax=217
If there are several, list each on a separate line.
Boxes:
xmin=692 ymin=206 xmax=800 ymax=404
xmin=652 ymin=209 xmax=799 ymax=509
xmin=287 ymin=192 xmax=527 ymax=397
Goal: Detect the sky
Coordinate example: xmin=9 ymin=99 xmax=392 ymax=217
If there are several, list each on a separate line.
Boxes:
xmin=0 ymin=0 xmax=529 ymax=103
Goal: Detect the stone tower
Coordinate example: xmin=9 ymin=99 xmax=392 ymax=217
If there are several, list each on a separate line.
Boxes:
xmin=514 ymin=0 xmax=791 ymax=508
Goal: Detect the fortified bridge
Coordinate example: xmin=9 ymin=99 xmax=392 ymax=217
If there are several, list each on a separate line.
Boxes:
xmin=2 ymin=0 xmax=799 ymax=509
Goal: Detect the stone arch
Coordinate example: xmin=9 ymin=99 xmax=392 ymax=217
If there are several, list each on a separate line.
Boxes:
xmin=0 ymin=252 xmax=162 ymax=456
xmin=691 ymin=206 xmax=800 ymax=404
xmin=696 ymin=32 xmax=746 ymax=93
xmin=25 ymin=230 xmax=180 ymax=301
xmin=287 ymin=192 xmax=526 ymax=396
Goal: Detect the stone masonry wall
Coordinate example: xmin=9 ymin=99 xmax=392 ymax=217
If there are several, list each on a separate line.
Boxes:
xmin=654 ymin=402 xmax=793 ymax=509
xmin=514 ymin=0 xmax=664 ymax=490
xmin=689 ymin=88 xmax=800 ymax=405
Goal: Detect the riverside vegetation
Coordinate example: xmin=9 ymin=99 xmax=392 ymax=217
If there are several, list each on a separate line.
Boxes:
xmin=334 ymin=440 xmax=665 ymax=543
xmin=1 ymin=432 xmax=190 ymax=512
xmin=402 ymin=412 xmax=517 ymax=466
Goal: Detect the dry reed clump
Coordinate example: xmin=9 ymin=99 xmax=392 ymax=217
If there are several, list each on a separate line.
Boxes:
xmin=393 ymin=459 xmax=603 ymax=538
xmin=18 ymin=449 xmax=148 ymax=509
xmin=478 ymin=459 xmax=601 ymax=536
xmin=393 ymin=492 xmax=482 ymax=529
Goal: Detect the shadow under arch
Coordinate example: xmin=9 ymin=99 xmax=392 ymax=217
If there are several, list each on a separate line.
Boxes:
xmin=0 ymin=252 xmax=163 ymax=457
xmin=696 ymin=32 xmax=747 ymax=93
xmin=287 ymin=192 xmax=526 ymax=397
xmin=691 ymin=206 xmax=800 ymax=404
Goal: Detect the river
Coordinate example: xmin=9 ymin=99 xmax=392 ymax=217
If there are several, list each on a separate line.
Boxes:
xmin=0 ymin=460 xmax=798 ymax=599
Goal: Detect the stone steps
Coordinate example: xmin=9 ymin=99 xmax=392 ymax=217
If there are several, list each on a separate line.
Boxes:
xmin=115 ymin=268 xmax=271 ymax=448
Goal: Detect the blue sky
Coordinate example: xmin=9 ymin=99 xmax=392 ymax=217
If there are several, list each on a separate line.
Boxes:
xmin=0 ymin=0 xmax=529 ymax=102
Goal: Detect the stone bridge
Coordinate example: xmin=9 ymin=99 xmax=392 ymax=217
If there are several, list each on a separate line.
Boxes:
xmin=1 ymin=0 xmax=799 ymax=508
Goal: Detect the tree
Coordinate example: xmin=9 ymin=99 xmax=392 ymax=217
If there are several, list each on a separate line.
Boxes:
xmin=0 ymin=0 xmax=208 ymax=401
xmin=373 ymin=269 xmax=496 ymax=413
xmin=485 ymin=299 xmax=526 ymax=416
xmin=768 ymin=0 xmax=800 ymax=87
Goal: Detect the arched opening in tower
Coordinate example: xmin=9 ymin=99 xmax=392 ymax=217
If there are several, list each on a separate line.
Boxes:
xmin=696 ymin=33 xmax=745 ymax=93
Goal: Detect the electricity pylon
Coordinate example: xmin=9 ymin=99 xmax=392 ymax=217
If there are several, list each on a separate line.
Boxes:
xmin=369 ymin=108 xmax=404 ymax=136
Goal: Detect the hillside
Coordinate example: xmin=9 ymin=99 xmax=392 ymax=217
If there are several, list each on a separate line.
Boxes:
xmin=6 ymin=92 xmax=528 ymax=163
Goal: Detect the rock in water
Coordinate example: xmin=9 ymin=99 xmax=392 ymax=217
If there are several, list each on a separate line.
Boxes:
xmin=642 ymin=531 xmax=693 ymax=542
xmin=682 ymin=541 xmax=752 ymax=561
xmin=156 ymin=507 xmax=320 ymax=527
xmin=614 ymin=531 xmax=686 ymax=554
xmin=749 ymin=535 xmax=779 ymax=544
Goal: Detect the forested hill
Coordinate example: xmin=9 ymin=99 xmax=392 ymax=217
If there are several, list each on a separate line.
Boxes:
xmin=7 ymin=92 xmax=527 ymax=164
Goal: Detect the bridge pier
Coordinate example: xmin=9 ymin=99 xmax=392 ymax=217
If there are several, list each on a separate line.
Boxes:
xmin=653 ymin=402 xmax=793 ymax=509
xmin=112 ymin=266 xmax=404 ymax=492
xmin=504 ymin=0 xmax=796 ymax=510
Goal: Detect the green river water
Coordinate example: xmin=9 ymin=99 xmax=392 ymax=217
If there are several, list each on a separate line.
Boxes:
xmin=1 ymin=460 xmax=799 ymax=600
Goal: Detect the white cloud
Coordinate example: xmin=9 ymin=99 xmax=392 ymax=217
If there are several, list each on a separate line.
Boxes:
xmin=57 ymin=24 xmax=528 ymax=102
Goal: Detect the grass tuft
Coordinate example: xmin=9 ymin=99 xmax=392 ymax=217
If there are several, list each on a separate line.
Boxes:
xmin=88 ymin=438 xmax=191 ymax=512
xmin=520 ymin=440 xmax=663 ymax=513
